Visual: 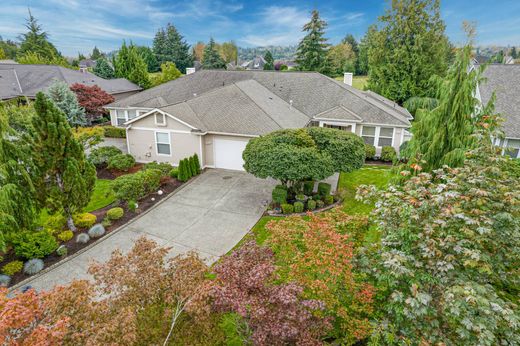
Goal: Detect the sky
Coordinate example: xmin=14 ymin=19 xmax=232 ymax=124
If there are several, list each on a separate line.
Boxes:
xmin=0 ymin=0 xmax=519 ymax=56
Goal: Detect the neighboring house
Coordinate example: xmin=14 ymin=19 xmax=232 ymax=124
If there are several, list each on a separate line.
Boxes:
xmin=240 ymin=56 xmax=266 ymax=70
xmin=503 ymin=56 xmax=515 ymax=65
xmin=472 ymin=55 xmax=490 ymax=65
xmin=275 ymin=60 xmax=298 ymax=70
xmin=0 ymin=63 xmax=141 ymax=101
xmin=105 ymin=70 xmax=412 ymax=171
xmin=478 ymin=64 xmax=520 ymax=158
xmin=78 ymin=59 xmax=96 ymax=72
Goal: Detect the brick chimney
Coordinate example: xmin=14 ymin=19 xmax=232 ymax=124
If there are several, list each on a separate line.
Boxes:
xmin=343 ymin=72 xmax=353 ymax=86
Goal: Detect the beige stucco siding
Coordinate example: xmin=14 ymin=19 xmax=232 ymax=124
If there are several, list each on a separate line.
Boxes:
xmin=130 ymin=112 xmax=193 ymax=132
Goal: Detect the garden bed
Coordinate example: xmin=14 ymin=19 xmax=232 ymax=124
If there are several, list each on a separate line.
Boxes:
xmin=1 ymin=176 xmax=182 ymax=288
xmin=265 ymin=198 xmax=343 ymax=217
xmin=96 ymin=163 xmax=144 ymax=180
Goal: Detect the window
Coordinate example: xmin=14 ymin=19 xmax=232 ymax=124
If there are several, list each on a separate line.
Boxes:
xmin=324 ymin=123 xmax=353 ymax=132
xmin=116 ymin=110 xmax=127 ymax=126
xmin=378 ymin=127 xmax=394 ymax=147
xmin=155 ymin=113 xmax=166 ymax=126
xmin=361 ymin=126 xmax=376 ymax=145
xmin=504 ymin=139 xmax=520 ymax=158
xmin=127 ymin=109 xmax=137 ymax=120
xmin=156 ymin=132 xmax=171 ymax=155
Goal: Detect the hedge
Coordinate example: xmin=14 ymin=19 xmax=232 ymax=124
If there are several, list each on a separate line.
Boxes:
xmin=103 ymin=125 xmax=126 ymax=138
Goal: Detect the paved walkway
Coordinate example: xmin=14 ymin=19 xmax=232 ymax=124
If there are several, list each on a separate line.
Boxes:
xmin=21 ymin=170 xmax=275 ymax=292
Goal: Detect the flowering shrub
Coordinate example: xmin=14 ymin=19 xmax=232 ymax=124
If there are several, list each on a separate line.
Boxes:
xmin=267 ymin=211 xmax=374 ymax=344
xmin=358 ymin=148 xmax=520 ymax=345
xmin=212 ymin=241 xmax=328 ymax=345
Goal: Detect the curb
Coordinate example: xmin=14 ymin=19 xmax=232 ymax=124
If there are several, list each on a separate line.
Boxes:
xmin=9 ymin=175 xmax=201 ymax=293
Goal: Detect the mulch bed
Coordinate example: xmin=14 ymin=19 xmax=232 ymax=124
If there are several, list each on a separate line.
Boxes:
xmin=365 ymin=159 xmax=393 ymax=166
xmin=96 ymin=163 xmax=144 ymax=180
xmin=3 ymin=174 xmax=183 ymax=288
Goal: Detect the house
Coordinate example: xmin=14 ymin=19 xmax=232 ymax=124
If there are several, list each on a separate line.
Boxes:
xmin=78 ymin=59 xmax=96 ymax=72
xmin=105 ymin=70 xmax=412 ymax=171
xmin=0 ymin=63 xmax=141 ymax=101
xmin=478 ymin=64 xmax=520 ymax=158
xmin=240 ymin=56 xmax=266 ymax=70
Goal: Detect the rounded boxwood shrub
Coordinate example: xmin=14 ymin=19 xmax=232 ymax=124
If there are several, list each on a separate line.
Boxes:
xmin=365 ymin=144 xmax=376 ymax=160
xmin=0 ymin=274 xmax=11 ymax=287
xmin=88 ymin=146 xmax=122 ymax=166
xmin=281 ymin=203 xmax=294 ymax=214
xmin=307 ymin=199 xmax=317 ymax=211
xmin=42 ymin=213 xmax=66 ymax=230
xmin=272 ymin=187 xmax=288 ymax=205
xmin=303 ymin=181 xmax=314 ymax=196
xmin=316 ymin=200 xmax=325 ymax=209
xmin=88 ymin=224 xmax=106 ymax=238
xmin=73 ymin=213 xmax=97 ymax=229
xmin=381 ymin=146 xmax=397 ymax=162
xmin=144 ymin=161 xmax=173 ymax=177
xmin=57 ymin=230 xmax=74 ymax=242
xmin=294 ymin=201 xmax=304 ymax=213
xmin=106 ymin=207 xmax=124 ymax=220
xmin=107 ymin=153 xmax=136 ymax=171
xmin=11 ymin=231 xmax=59 ymax=259
xmin=2 ymin=261 xmax=23 ymax=276
xmin=76 ymin=233 xmax=90 ymax=244
xmin=324 ymin=195 xmax=334 ymax=206
xmin=295 ymin=194 xmax=305 ymax=202
xmin=23 ymin=259 xmax=45 ymax=275
xmin=56 ymin=245 xmax=68 ymax=257
xmin=317 ymin=182 xmax=331 ymax=197
xmin=169 ymin=168 xmax=179 ymax=179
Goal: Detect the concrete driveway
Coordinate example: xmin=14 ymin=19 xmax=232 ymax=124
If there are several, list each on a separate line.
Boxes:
xmin=18 ymin=170 xmax=275 ymax=292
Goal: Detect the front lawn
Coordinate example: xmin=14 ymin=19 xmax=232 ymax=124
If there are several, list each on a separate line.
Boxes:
xmin=84 ymin=179 xmax=116 ymax=212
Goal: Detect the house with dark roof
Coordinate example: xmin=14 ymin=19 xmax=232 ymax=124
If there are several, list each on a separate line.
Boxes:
xmin=240 ymin=56 xmax=266 ymax=70
xmin=478 ymin=64 xmax=520 ymax=158
xmin=0 ymin=63 xmax=141 ymax=101
xmin=105 ymin=70 xmax=412 ymax=170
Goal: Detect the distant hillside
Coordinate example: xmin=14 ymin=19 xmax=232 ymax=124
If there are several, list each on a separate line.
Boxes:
xmin=238 ymin=45 xmax=297 ymax=62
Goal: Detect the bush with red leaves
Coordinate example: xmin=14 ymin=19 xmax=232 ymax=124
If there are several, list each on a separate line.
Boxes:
xmin=70 ymin=83 xmax=114 ymax=123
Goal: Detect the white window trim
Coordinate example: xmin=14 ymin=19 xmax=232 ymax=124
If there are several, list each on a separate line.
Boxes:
xmin=318 ymin=121 xmax=356 ymax=133
xmin=377 ymin=127 xmax=394 ymax=147
xmin=155 ymin=113 xmax=167 ymax=126
xmin=136 ymin=110 xmax=148 ymax=117
xmin=155 ymin=131 xmax=171 ymax=157
xmin=361 ymin=125 xmax=377 ymax=145
xmin=502 ymin=138 xmax=520 ymax=159
xmin=361 ymin=125 xmax=395 ymax=148
xmin=116 ymin=110 xmax=128 ymax=126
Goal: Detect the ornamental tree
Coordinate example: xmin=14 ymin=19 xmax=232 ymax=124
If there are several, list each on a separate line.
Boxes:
xmin=211 ymin=241 xmax=328 ymax=345
xmin=29 ymin=92 xmax=96 ymax=231
xmin=243 ymin=127 xmax=364 ymax=188
xmin=45 ymin=80 xmax=86 ymax=127
xmin=70 ymin=83 xmax=114 ymax=123
xmin=358 ymin=143 xmax=520 ymax=345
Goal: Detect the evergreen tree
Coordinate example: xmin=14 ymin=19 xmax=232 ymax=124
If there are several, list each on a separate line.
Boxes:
xmin=263 ymin=50 xmax=274 ymax=70
xmin=92 ymin=58 xmax=115 ymax=79
xmin=18 ymin=9 xmax=60 ymax=61
xmin=189 ymin=156 xmax=197 ymax=176
xmin=295 ymin=10 xmax=329 ymax=71
xmin=0 ymin=36 xmax=18 ymax=59
xmin=91 ymin=46 xmax=103 ymax=60
xmin=114 ymin=42 xmax=151 ymax=89
xmin=136 ymin=45 xmax=159 ymax=72
xmin=0 ymin=107 xmax=37 ymax=251
xmin=29 ymin=93 xmax=96 ymax=231
xmin=193 ymin=154 xmax=201 ymax=174
xmin=45 ymin=80 xmax=86 ymax=127
xmin=341 ymin=34 xmax=359 ymax=55
xmin=202 ymin=38 xmax=226 ymax=69
xmin=404 ymin=44 xmax=495 ymax=171
xmin=511 ymin=46 xmax=518 ymax=59
xmin=152 ymin=23 xmax=193 ymax=73
xmin=0 ymin=48 xmax=6 ymax=60
xmin=367 ymin=0 xmax=450 ymax=104
xmin=356 ymin=25 xmax=377 ymax=76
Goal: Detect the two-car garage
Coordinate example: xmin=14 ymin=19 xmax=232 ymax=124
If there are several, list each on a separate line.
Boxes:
xmin=211 ymin=136 xmax=250 ymax=171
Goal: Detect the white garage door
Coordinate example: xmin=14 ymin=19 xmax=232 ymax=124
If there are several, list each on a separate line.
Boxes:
xmin=214 ymin=137 xmax=248 ymax=171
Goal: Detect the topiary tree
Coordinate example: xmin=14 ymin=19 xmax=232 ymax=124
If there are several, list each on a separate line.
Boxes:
xmin=243 ymin=128 xmax=364 ymax=189
xmin=29 ymin=93 xmax=96 ymax=231
xmin=45 ymin=80 xmax=86 ymax=127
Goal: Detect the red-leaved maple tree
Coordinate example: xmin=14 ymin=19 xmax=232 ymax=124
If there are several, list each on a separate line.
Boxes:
xmin=70 ymin=83 xmax=114 ymax=123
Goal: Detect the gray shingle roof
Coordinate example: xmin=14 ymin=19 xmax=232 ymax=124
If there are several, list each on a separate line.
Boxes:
xmin=480 ymin=64 xmax=520 ymax=138
xmin=315 ymin=105 xmax=362 ymax=121
xmin=108 ymin=70 xmax=411 ymax=131
xmin=0 ymin=63 xmax=141 ymax=100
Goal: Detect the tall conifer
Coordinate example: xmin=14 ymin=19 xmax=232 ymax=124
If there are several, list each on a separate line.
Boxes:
xmin=295 ymin=10 xmax=329 ymax=71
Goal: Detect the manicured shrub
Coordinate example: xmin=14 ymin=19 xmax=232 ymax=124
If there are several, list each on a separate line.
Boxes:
xmin=307 ymin=199 xmax=317 ymax=211
xmin=312 ymin=194 xmax=322 ymax=201
xmin=324 ymin=195 xmax=334 ymax=206
xmin=144 ymin=161 xmax=173 ymax=176
xmin=106 ymin=207 xmax=124 ymax=220
xmin=381 ymin=145 xmax=397 ymax=162
xmin=57 ymin=230 xmax=74 ymax=242
xmin=141 ymin=168 xmax=162 ymax=192
xmin=112 ymin=173 xmax=146 ymax=202
xmin=73 ymin=213 xmax=97 ymax=229
xmin=11 ymin=231 xmax=59 ymax=259
xmin=128 ymin=200 xmax=137 ymax=212
xmin=295 ymin=193 xmax=305 ymax=202
xmin=42 ymin=213 xmax=66 ymax=230
xmin=192 ymin=154 xmax=201 ymax=174
xmin=281 ymin=203 xmax=294 ymax=214
xmin=23 ymin=259 xmax=44 ymax=275
xmin=103 ymin=125 xmax=126 ymax=138
xmin=316 ymin=200 xmax=325 ymax=209
xmin=0 ymin=274 xmax=10 ymax=287
xmin=107 ymin=153 xmax=135 ymax=171
xmin=188 ymin=156 xmax=197 ymax=176
xmin=101 ymin=218 xmax=112 ymax=227
xmin=169 ymin=168 xmax=179 ymax=179
xmin=365 ymin=144 xmax=376 ymax=160
xmin=177 ymin=159 xmax=189 ymax=182
xmin=317 ymin=182 xmax=331 ymax=197
xmin=294 ymin=201 xmax=304 ymax=213
xmin=2 ymin=261 xmax=23 ymax=276
xmin=88 ymin=146 xmax=122 ymax=166
xmin=303 ymin=181 xmax=314 ymax=195
xmin=88 ymin=224 xmax=106 ymax=238
xmin=275 ymin=184 xmax=288 ymax=191
xmin=272 ymin=187 xmax=288 ymax=205
xmin=56 ymin=245 xmax=68 ymax=257
xmin=76 ymin=233 xmax=90 ymax=244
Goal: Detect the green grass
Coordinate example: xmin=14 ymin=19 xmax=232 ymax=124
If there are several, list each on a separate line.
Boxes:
xmin=334 ymin=75 xmax=368 ymax=90
xmin=84 ymin=179 xmax=116 ymax=212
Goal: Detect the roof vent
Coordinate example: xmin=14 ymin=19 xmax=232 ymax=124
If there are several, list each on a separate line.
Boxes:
xmin=193 ymin=93 xmax=197 ymax=97
xmin=289 ymin=100 xmax=293 ymax=110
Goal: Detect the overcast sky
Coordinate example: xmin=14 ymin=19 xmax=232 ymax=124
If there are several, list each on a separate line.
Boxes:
xmin=1 ymin=0 xmax=519 ymax=56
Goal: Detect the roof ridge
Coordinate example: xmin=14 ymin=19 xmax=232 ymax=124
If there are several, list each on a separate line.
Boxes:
xmin=11 ymin=69 xmax=23 ymax=94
